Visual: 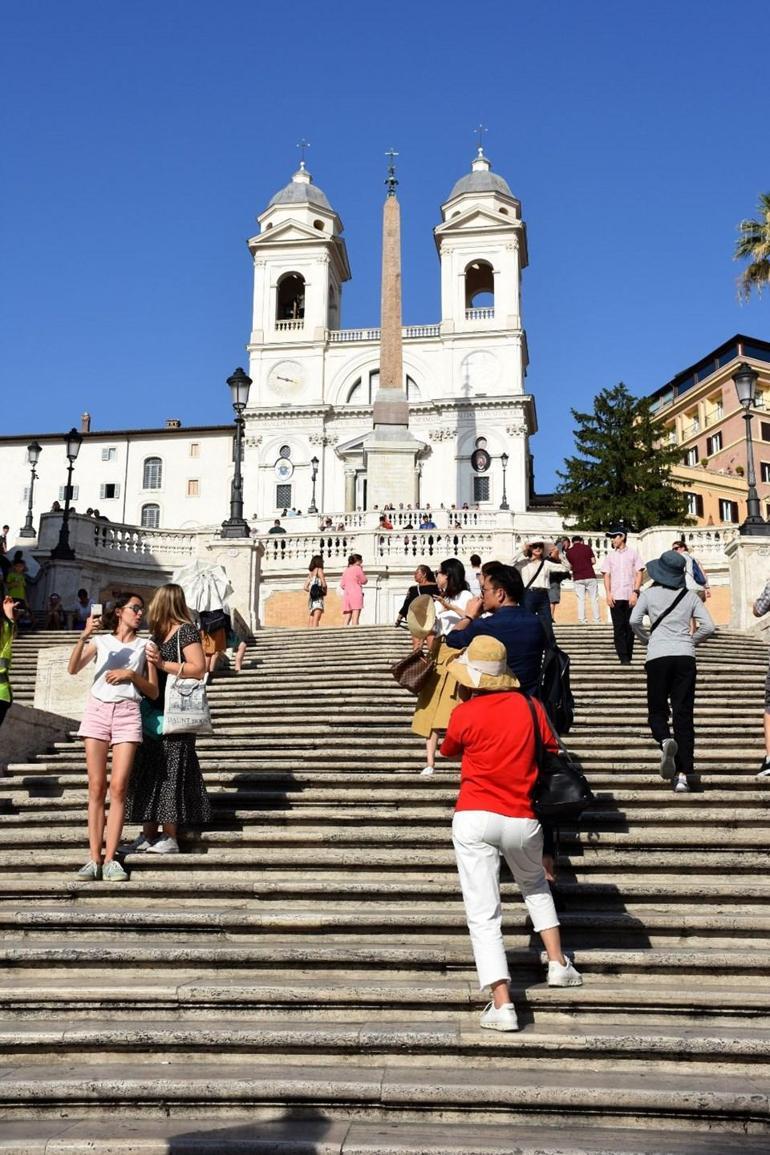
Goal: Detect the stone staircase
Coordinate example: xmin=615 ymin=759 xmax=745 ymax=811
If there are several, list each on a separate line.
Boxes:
xmin=1 ymin=624 xmax=769 ymax=1153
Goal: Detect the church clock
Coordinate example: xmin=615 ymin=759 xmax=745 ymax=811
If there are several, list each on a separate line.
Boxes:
xmin=460 ymin=350 xmax=499 ymax=391
xmin=268 ymin=360 xmax=305 ymax=398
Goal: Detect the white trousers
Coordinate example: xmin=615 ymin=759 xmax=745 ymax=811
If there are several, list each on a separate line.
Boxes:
xmin=574 ymin=578 xmax=600 ymax=623
xmin=451 ymin=810 xmax=559 ymax=990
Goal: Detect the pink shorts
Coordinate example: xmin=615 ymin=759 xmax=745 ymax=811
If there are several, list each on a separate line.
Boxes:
xmin=78 ymin=697 xmax=142 ymax=745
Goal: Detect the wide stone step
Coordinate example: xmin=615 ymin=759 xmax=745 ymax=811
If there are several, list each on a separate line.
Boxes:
xmin=2 ymin=1014 xmax=770 ymax=1071
xmin=1 ymin=1117 xmax=767 ymax=1155
xmin=0 ymin=1060 xmax=765 ymax=1134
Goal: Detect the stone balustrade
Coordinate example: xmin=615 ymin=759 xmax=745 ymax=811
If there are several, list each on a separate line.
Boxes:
xmin=327 ymin=324 xmax=440 ymax=344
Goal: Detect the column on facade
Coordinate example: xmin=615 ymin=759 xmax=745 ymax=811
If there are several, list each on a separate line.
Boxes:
xmin=344 ymin=468 xmax=356 ymax=513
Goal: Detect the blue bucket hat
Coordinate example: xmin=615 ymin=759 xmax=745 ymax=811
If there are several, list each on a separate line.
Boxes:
xmin=646 ymin=550 xmax=686 ymax=590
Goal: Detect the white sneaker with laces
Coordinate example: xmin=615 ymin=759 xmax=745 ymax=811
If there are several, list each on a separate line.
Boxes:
xmin=547 ymin=957 xmax=583 ymax=987
xmin=674 ymin=774 xmax=690 ymax=793
xmin=757 ymin=760 xmax=770 ymax=780
xmin=145 ymin=836 xmax=180 ymax=855
xmin=479 ymin=1001 xmax=518 ymax=1031
xmin=419 ymin=766 xmax=434 ymax=776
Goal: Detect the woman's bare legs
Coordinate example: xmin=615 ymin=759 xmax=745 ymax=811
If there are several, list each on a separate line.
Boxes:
xmin=103 ymin=742 xmax=139 ymax=863
xmin=342 ymin=611 xmax=352 ymax=627
xmin=350 ymin=609 xmax=361 ymax=626
xmin=425 ymin=730 xmax=440 ymax=770
xmin=309 ymin=609 xmax=322 ymax=628
xmin=84 ymin=738 xmax=110 ymax=863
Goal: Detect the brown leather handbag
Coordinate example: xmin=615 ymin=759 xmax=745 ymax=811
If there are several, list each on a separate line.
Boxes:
xmin=391 ymin=647 xmax=435 ymax=694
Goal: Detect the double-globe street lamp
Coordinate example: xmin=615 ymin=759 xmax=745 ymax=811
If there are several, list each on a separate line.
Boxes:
xmin=51 ymin=428 xmax=83 ymax=560
xmin=221 ymin=367 xmax=253 ymax=539
xmin=19 ymin=441 xmax=43 ymax=539
xmin=733 ymin=361 xmax=770 ymax=536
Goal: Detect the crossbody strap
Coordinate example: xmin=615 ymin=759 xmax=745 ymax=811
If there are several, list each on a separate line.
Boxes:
xmin=649 ymin=587 xmax=688 ymax=634
xmin=525 ymin=560 xmax=545 ymax=590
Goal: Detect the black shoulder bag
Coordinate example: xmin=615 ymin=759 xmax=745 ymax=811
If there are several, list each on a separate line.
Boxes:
xmin=525 ymin=560 xmax=546 ymax=589
xmin=525 ymin=696 xmax=594 ymax=824
xmin=648 ymin=587 xmax=688 ymax=634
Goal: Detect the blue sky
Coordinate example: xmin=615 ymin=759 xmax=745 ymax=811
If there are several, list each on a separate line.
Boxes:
xmin=3 ymin=0 xmax=769 ymax=489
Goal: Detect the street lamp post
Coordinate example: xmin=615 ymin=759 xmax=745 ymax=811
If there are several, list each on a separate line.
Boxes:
xmin=499 ymin=452 xmax=510 ymax=511
xmin=733 ymin=361 xmax=770 ymax=535
xmin=19 ymin=441 xmax=43 ymax=538
xmin=51 ymin=428 xmax=83 ymax=560
xmin=308 ymin=455 xmax=319 ymax=515
xmin=221 ymin=367 xmax=253 ymax=539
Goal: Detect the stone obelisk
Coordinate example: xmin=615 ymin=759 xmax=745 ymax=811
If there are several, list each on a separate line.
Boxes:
xmin=365 ymin=151 xmax=420 ymax=509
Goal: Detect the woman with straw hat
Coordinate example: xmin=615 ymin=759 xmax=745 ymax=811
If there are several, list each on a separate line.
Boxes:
xmin=409 ymin=558 xmax=474 ymax=776
xmin=441 ymin=635 xmax=582 ymax=1032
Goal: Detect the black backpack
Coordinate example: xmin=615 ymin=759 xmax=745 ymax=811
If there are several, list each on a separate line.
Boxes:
xmin=525 ymin=696 xmax=594 ymax=824
xmin=538 ymin=644 xmax=574 ymax=735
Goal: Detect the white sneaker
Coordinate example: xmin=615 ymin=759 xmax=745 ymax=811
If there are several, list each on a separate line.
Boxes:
xmin=659 ymin=738 xmax=678 ymax=780
xmin=757 ymin=760 xmax=770 ymax=780
xmin=547 ymin=957 xmax=583 ymax=987
xmin=145 ymin=836 xmax=180 ymax=854
xmin=122 ymin=834 xmax=153 ymax=854
xmin=479 ymin=1001 xmax=518 ymax=1031
xmin=673 ymin=774 xmax=690 ymax=793
xmin=419 ymin=766 xmax=434 ymax=776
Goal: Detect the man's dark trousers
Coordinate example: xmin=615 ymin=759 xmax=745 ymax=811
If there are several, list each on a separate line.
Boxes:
xmin=609 ymin=600 xmax=634 ymax=663
xmin=645 ymin=655 xmax=696 ymax=778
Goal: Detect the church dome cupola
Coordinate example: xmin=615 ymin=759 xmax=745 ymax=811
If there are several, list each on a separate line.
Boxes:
xmin=446 ymin=147 xmax=518 ymax=205
xmin=268 ymin=162 xmax=334 ymax=212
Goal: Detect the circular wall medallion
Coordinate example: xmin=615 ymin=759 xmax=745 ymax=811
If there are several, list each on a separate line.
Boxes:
xmin=268 ymin=360 xmax=305 ymax=398
xmin=274 ymin=459 xmax=294 ymax=481
xmin=470 ymin=448 xmax=491 ymax=473
xmin=460 ymin=350 xmax=499 ymax=391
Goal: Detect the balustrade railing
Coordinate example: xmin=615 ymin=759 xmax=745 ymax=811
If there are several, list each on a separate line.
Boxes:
xmin=274 ymin=319 xmax=305 ymax=332
xmin=327 ymin=324 xmax=440 ymax=344
xmin=465 ymin=307 xmax=495 ymax=321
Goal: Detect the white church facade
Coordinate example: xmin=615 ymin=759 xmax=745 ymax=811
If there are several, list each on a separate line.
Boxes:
xmin=1 ymin=149 xmax=540 ymax=539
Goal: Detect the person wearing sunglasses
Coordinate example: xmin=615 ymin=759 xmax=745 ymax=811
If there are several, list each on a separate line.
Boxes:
xmin=68 ymin=593 xmax=158 ymax=881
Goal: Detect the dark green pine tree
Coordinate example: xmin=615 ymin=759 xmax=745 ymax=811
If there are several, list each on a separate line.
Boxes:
xmin=556 ymin=383 xmax=691 ymax=531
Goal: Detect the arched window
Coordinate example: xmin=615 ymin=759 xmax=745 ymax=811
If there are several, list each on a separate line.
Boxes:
xmin=328 ymin=285 xmax=339 ymax=328
xmin=276 ymin=272 xmax=306 ymax=321
xmin=464 ymin=260 xmax=494 ymax=309
xmin=143 ymin=457 xmax=162 ymax=489
xmin=141 ymin=503 xmax=160 ymax=529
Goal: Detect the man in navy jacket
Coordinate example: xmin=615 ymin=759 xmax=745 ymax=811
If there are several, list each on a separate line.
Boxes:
xmin=445 ymin=562 xmax=546 ymax=695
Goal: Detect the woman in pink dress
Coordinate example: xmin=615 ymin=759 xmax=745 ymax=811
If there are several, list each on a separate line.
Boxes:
xmin=339 ymin=553 xmax=368 ymax=626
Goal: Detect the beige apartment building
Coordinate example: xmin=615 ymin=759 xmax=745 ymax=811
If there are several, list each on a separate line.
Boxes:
xmin=650 ymin=334 xmax=770 ymax=526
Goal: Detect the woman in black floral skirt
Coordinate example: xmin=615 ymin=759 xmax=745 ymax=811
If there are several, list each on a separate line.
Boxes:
xmin=124 ymin=583 xmax=211 ymax=855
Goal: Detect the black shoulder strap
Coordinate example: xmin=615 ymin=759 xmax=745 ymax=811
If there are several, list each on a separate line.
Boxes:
xmin=649 ymin=587 xmax=688 ymax=634
xmin=525 ymin=560 xmax=546 ymax=589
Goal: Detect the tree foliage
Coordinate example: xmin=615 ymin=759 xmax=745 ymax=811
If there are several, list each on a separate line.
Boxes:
xmin=735 ymin=192 xmax=770 ymax=301
xmin=556 ymin=383 xmax=690 ymax=531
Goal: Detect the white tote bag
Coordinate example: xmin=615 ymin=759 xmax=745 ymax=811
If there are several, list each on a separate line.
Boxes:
xmin=162 ymin=629 xmax=213 ymax=736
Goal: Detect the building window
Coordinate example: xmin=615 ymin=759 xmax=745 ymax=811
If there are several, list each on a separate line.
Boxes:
xmin=473 ymin=476 xmax=490 ymax=503
xmin=279 ymin=445 xmax=291 ymax=459
xmin=189 ymin=442 xmax=200 ymax=458
xmin=141 ymin=503 xmax=160 ymax=529
xmin=186 ymin=479 xmax=200 ymax=497
xmin=763 ymin=422 xmax=770 ymax=442
xmin=719 ymin=499 xmax=739 ymax=523
xmin=762 ymin=462 xmax=770 ymax=484
xmin=684 ymin=447 xmax=699 ymax=467
xmin=59 ymin=485 xmax=79 ymax=502
xmin=685 ymin=492 xmax=704 ymax=517
xmin=101 ymin=447 xmax=117 ymax=462
xmin=706 ymin=432 xmax=723 ymax=455
xmin=99 ymin=483 xmax=120 ymax=500
xmin=276 ymin=483 xmax=292 ymax=509
xmin=143 ymin=456 xmax=163 ymax=489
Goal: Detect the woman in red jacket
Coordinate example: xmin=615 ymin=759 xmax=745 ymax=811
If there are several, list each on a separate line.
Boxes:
xmin=441 ymin=635 xmax=582 ymax=1032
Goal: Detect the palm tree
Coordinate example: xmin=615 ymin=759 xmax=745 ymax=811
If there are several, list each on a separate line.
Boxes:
xmin=735 ymin=192 xmax=770 ymax=300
